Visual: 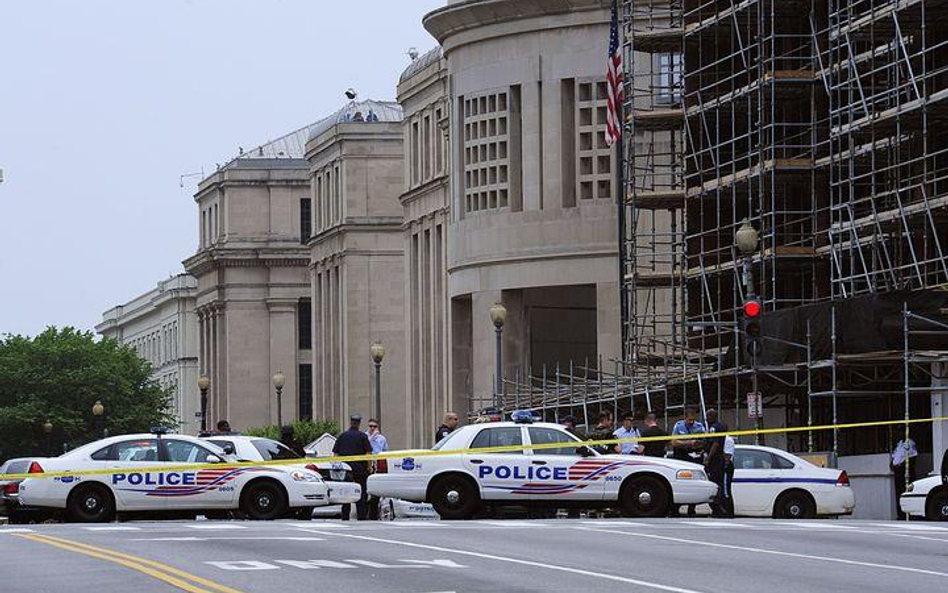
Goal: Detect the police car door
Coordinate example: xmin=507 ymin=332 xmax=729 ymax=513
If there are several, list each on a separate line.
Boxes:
xmin=527 ymin=427 xmax=605 ymax=501
xmin=161 ymin=439 xmax=233 ymax=509
xmin=105 ymin=439 xmax=166 ymax=511
xmin=732 ymin=448 xmax=782 ymax=513
xmin=463 ymin=426 xmax=532 ymax=501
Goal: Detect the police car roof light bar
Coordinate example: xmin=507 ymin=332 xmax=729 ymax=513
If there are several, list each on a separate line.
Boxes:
xmin=150 ymin=426 xmax=171 ymax=436
xmin=511 ymin=410 xmax=537 ymax=424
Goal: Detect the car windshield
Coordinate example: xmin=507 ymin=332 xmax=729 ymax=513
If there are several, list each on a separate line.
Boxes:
xmin=251 ymin=438 xmax=301 ymax=461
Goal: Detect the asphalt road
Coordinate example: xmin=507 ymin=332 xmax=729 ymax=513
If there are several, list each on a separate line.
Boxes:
xmin=1 ymin=518 xmax=947 ymax=593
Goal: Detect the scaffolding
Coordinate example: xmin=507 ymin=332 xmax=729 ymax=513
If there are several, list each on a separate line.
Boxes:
xmin=478 ymin=0 xmax=948 ymax=463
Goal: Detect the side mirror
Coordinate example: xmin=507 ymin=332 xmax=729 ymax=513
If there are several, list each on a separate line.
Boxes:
xmin=205 ymin=454 xmax=223 ymax=463
xmin=222 ymin=445 xmax=235 ymax=455
xmin=576 ymin=446 xmax=595 ymax=458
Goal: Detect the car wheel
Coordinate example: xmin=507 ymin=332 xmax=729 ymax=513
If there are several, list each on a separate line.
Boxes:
xmin=927 ymin=490 xmax=948 ymax=521
xmin=430 ymin=475 xmax=479 ymax=520
xmin=620 ymin=476 xmax=669 ymax=518
xmin=240 ymin=482 xmax=287 ymax=521
xmin=67 ymin=484 xmax=115 ymax=523
xmin=775 ymin=491 xmax=815 ymax=519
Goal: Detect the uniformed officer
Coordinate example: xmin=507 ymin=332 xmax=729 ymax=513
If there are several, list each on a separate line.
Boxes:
xmin=434 ymin=412 xmax=460 ymax=445
xmin=704 ymin=409 xmax=728 ymax=517
xmin=670 ymin=407 xmax=706 ymax=516
xmin=723 ymin=434 xmax=736 ymax=517
xmin=588 ymin=411 xmax=616 ymax=454
xmin=333 ymin=414 xmax=373 ymax=521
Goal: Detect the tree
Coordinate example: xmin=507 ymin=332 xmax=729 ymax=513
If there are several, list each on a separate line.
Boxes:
xmin=0 ymin=327 xmax=175 ymax=461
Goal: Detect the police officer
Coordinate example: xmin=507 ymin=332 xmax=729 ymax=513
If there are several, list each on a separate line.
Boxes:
xmin=670 ymin=407 xmax=706 ymax=516
xmin=333 ymin=414 xmax=373 ymax=521
xmin=588 ymin=411 xmax=616 ymax=454
xmin=704 ymin=409 xmax=728 ymax=517
xmin=434 ymin=412 xmax=460 ymax=445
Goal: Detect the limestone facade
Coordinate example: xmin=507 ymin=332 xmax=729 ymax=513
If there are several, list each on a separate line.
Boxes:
xmin=96 ymin=274 xmax=200 ymax=434
xmin=305 ymin=100 xmax=410 ymax=447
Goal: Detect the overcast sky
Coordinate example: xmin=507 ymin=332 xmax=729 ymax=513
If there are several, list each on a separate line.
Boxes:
xmin=0 ymin=0 xmax=444 ymax=337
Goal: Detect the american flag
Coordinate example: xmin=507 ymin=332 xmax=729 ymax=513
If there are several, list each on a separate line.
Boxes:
xmin=605 ymin=0 xmax=624 ymax=146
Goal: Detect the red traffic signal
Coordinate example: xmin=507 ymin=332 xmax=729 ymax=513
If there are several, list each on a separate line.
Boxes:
xmin=742 ymin=299 xmax=761 ymax=318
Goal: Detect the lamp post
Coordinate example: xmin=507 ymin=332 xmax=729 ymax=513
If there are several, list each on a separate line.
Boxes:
xmin=272 ymin=371 xmax=286 ymax=427
xmin=43 ymin=421 xmax=53 ymax=456
xmin=489 ymin=302 xmax=507 ymax=410
xmin=370 ymin=342 xmax=386 ymax=422
xmin=197 ymin=375 xmax=210 ymax=433
xmin=92 ymin=400 xmax=105 ymax=439
xmin=736 ymin=219 xmax=761 ymax=443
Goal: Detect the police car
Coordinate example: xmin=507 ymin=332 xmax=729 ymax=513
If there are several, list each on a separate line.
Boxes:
xmin=899 ymin=474 xmax=948 ymax=521
xmin=730 ymin=445 xmax=855 ymax=518
xmin=202 ymin=435 xmax=361 ymax=508
xmin=366 ymin=413 xmax=717 ymax=519
xmin=16 ymin=429 xmax=332 ymax=522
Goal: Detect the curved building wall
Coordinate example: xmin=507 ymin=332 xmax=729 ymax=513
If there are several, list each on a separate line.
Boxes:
xmin=425 ymin=0 xmax=620 ymax=412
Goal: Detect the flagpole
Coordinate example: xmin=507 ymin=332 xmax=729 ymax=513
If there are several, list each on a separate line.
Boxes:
xmin=614 ymin=0 xmax=628 ymax=367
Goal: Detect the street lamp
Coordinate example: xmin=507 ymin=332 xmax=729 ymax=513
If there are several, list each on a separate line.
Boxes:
xmin=43 ymin=421 xmax=53 ymax=456
xmin=735 ymin=219 xmax=762 ymax=443
xmin=272 ymin=371 xmax=286 ymax=427
xmin=489 ymin=302 xmax=507 ymax=410
xmin=370 ymin=342 xmax=386 ymax=422
xmin=92 ymin=400 xmax=106 ymax=438
xmin=197 ymin=375 xmax=211 ymax=433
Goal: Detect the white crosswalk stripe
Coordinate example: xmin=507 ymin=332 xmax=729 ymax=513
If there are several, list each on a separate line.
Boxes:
xmin=187 ymin=523 xmax=247 ymax=530
xmin=84 ymin=526 xmax=141 ymax=531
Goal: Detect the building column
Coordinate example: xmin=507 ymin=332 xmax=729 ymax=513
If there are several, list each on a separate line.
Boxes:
xmin=267 ymin=299 xmax=299 ymax=426
xmin=933 ymin=362 xmax=948 ymax=474
xmin=596 ymin=281 xmax=621 ymax=365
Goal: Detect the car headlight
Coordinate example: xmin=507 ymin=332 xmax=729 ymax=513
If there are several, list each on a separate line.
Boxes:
xmin=676 ymin=469 xmax=707 ymax=481
xmin=905 ymin=483 xmax=914 ymax=493
xmin=291 ymin=470 xmax=321 ymax=483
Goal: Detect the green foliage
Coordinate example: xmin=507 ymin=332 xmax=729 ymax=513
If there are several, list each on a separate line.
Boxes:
xmin=243 ymin=418 xmax=340 ymax=445
xmin=0 ymin=327 xmax=176 ymax=462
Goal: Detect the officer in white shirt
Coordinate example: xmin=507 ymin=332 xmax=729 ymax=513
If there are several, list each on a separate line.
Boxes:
xmin=891 ymin=436 xmax=918 ymax=519
xmin=613 ymin=413 xmax=643 ymax=455
xmin=723 ymin=435 xmax=736 ymax=517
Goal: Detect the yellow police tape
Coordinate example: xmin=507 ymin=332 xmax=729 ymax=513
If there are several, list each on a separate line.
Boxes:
xmin=1 ymin=415 xmax=945 ymax=482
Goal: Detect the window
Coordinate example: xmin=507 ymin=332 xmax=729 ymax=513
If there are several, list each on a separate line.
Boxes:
xmin=463 ymin=89 xmax=513 ymax=213
xmin=298 ymin=299 xmax=312 ymax=350
xmin=657 ymin=52 xmax=683 ymax=105
xmin=528 ymin=427 xmax=581 ymax=456
xmin=773 ymin=453 xmax=796 ymax=470
xmin=432 ymin=429 xmax=464 ymax=451
xmin=300 ymin=197 xmax=312 ymax=242
xmin=206 ymin=439 xmax=236 ymax=454
xmin=251 ymin=438 xmax=301 ymax=461
xmin=470 ymin=427 xmax=523 ymax=455
xmin=733 ymin=449 xmax=776 ymax=470
xmin=163 ymin=439 xmax=219 ymax=463
xmin=112 ymin=439 xmax=159 ymax=462
xmin=299 ymin=363 xmax=313 ymax=421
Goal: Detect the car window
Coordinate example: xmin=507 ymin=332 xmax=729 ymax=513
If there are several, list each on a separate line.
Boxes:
xmin=91 ymin=446 xmax=113 ymax=461
xmin=207 ymin=439 xmax=236 ymax=453
xmin=470 ymin=427 xmax=523 ymax=455
xmin=528 ymin=427 xmax=581 ymax=456
xmin=1 ymin=460 xmax=29 ymax=474
xmin=251 ymin=439 xmax=300 ymax=460
xmin=164 ymin=439 xmax=219 ymax=463
xmin=772 ymin=453 xmax=796 ymax=470
xmin=734 ymin=449 xmax=775 ymax=470
xmin=114 ymin=439 xmax=159 ymax=462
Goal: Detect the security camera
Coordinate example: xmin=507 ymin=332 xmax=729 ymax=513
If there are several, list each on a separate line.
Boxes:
xmin=345 ymin=88 xmax=357 ymax=100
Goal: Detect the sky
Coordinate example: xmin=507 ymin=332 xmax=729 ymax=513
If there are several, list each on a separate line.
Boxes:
xmin=0 ymin=0 xmax=444 ymax=337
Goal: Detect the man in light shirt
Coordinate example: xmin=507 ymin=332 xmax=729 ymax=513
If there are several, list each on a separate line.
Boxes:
xmin=890 ymin=436 xmax=918 ymax=519
xmin=366 ymin=418 xmax=388 ymax=454
xmin=613 ymin=413 xmax=643 ymax=455
xmin=723 ymin=435 xmax=736 ymax=517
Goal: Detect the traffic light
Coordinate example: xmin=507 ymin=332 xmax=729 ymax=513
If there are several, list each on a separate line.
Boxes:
xmin=742 ymin=298 xmax=763 ymax=359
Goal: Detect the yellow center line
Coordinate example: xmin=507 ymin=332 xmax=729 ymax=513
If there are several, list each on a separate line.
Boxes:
xmin=14 ymin=533 xmax=248 ymax=593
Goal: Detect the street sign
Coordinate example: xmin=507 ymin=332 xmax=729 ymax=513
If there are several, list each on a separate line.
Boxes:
xmin=747 ymin=392 xmax=764 ymax=418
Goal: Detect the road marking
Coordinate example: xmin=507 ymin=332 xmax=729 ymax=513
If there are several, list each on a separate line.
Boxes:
xmin=276 ymin=559 xmax=357 ymax=569
xmin=303 ymin=529 xmax=706 ymax=593
xmin=205 ymin=561 xmax=279 ymax=571
xmin=0 ymin=528 xmax=34 ymax=533
xmin=14 ymin=533 xmax=247 ymax=593
xmin=187 ymin=523 xmax=247 ymax=530
xmin=576 ymin=526 xmax=948 ymax=579
xmin=886 ymin=532 xmax=948 ymax=543
xmin=84 ymin=525 xmax=142 ymax=531
xmin=386 ymin=521 xmax=447 ymax=527
xmin=674 ymin=520 xmax=752 ymax=528
xmin=135 ymin=537 xmax=325 ymax=542
xmin=873 ymin=523 xmax=948 ymax=532
xmin=776 ymin=521 xmax=857 ymax=529
xmin=479 ymin=521 xmax=551 ymax=528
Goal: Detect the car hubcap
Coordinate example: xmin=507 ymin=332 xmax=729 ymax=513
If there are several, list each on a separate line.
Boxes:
xmin=789 ymin=503 xmax=802 ymax=517
xmin=940 ymin=503 xmax=948 ymax=518
xmin=257 ymin=494 xmax=272 ymax=510
xmin=84 ymin=496 xmax=99 ymax=511
xmin=446 ymin=490 xmax=460 ymax=504
xmin=637 ymin=490 xmax=653 ymax=506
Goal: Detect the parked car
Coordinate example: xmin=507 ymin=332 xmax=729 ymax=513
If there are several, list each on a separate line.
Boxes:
xmin=900 ymin=474 xmax=948 ymax=521
xmin=1 ymin=458 xmax=49 ymax=523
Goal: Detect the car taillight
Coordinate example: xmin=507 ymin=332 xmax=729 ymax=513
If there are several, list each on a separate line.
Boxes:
xmin=305 ymin=463 xmax=319 ymax=473
xmin=375 ymin=459 xmax=388 ymax=474
xmin=837 ymin=471 xmax=850 ymax=486
xmin=28 ymin=462 xmax=44 ymax=474
xmin=3 ymin=482 xmax=18 ymax=495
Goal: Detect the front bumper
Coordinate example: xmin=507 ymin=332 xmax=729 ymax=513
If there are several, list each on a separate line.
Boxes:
xmin=673 ymin=480 xmax=718 ymax=505
xmin=327 ymin=481 xmax=362 ymax=504
xmin=900 ymin=493 xmax=926 ymax=518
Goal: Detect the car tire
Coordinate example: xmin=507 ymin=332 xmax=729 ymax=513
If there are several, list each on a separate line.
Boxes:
xmin=67 ymin=484 xmax=115 ymax=523
xmin=239 ymin=481 xmax=287 ymax=521
xmin=620 ymin=476 xmax=669 ymax=518
xmin=430 ymin=475 xmax=479 ymax=520
xmin=774 ymin=491 xmax=815 ymax=519
xmin=926 ymin=490 xmax=948 ymax=521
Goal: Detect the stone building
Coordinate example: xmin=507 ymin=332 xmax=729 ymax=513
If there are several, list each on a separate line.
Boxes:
xmin=305 ymin=100 xmax=410 ymax=446
xmin=397 ymin=48 xmax=452 ymax=447
xmin=96 ymin=274 xmax=200 ymax=434
xmin=183 ymin=125 xmax=316 ymax=432
xmin=423 ymin=0 xmax=622 ymax=420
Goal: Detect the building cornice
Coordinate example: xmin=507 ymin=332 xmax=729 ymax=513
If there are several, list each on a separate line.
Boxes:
xmin=448 ymin=247 xmax=617 ymax=275
xmin=184 ymin=246 xmax=310 ymax=277
xmin=399 ymin=176 xmax=449 ymax=207
xmin=305 ymin=217 xmax=405 ymax=248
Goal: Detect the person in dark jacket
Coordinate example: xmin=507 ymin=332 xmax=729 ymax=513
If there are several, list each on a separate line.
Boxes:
xmin=639 ymin=413 xmax=668 ymax=457
xmin=588 ymin=411 xmax=616 ymax=454
xmin=333 ymin=414 xmax=373 ymax=520
xmin=942 ymin=448 xmax=948 ymax=485
xmin=434 ymin=412 xmax=460 ymax=445
xmin=279 ymin=425 xmax=305 ymax=457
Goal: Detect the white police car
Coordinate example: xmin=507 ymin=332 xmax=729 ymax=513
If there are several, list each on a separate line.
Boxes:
xmin=16 ymin=430 xmax=332 ymax=522
xmin=731 ymin=445 xmax=855 ymax=518
xmin=899 ymin=474 xmax=948 ymax=521
xmin=367 ymin=414 xmax=717 ymax=519
xmin=202 ymin=435 xmax=361 ymax=508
